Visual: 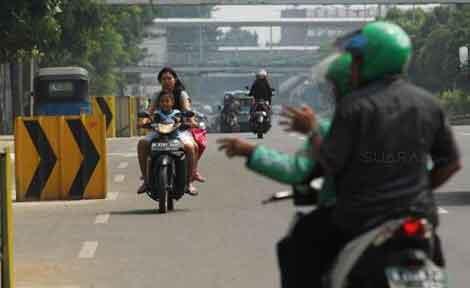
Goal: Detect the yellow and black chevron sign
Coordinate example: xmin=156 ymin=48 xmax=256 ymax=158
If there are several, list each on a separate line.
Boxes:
xmin=91 ymin=96 xmax=116 ymax=138
xmin=15 ymin=115 xmax=107 ymax=201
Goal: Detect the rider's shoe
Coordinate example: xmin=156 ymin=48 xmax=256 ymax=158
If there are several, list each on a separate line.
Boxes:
xmin=186 ymin=184 xmax=199 ymax=196
xmin=192 ymin=171 xmax=206 ymax=183
xmin=137 ymin=182 xmax=148 ymax=194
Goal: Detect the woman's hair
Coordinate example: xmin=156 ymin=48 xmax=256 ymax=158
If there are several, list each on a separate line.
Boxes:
xmin=157 ymin=66 xmax=186 ymax=92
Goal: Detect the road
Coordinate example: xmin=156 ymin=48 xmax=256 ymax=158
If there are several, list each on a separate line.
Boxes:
xmin=11 ymin=121 xmax=470 ymax=288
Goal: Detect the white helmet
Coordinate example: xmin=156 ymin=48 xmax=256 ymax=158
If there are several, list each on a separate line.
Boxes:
xmin=257 ymin=69 xmax=268 ymax=78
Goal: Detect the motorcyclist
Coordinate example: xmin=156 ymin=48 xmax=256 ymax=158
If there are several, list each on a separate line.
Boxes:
xmin=221 ymin=94 xmax=241 ymax=129
xmin=137 ymin=67 xmax=203 ymax=196
xmin=219 ymin=21 xmax=461 ymax=287
xmin=293 ymin=21 xmax=460 ymax=287
xmin=249 ymin=69 xmax=273 ymax=105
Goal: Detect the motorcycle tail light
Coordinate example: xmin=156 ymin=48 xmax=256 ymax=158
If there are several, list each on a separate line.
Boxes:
xmin=401 ymin=218 xmax=425 ymax=237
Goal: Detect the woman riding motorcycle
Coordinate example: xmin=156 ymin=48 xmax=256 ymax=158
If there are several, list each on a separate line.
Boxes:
xmin=138 ymin=67 xmax=205 ymax=195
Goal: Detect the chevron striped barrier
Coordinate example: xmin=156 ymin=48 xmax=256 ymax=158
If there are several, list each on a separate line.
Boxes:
xmin=14 ymin=115 xmax=107 ymax=201
xmin=115 ymin=96 xmax=139 ymax=137
xmin=91 ymin=96 xmax=116 ymax=138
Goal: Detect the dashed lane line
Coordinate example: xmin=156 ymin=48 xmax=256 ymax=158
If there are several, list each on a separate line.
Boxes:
xmin=108 ymin=152 xmax=135 ymax=158
xmin=117 ymin=161 xmax=129 ymax=169
xmin=94 ymin=213 xmax=110 ymax=224
xmin=114 ymin=174 xmax=126 ymax=183
xmin=78 ymin=241 xmax=98 ymax=259
xmin=107 ymin=192 xmax=119 ymax=201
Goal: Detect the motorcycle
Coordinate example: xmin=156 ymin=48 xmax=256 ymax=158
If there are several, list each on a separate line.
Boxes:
xmin=221 ymin=110 xmax=240 ymax=133
xmin=138 ymin=110 xmax=195 ymax=213
xmin=263 ymin=189 xmax=449 ymax=288
xmin=249 ymin=100 xmax=271 ymax=139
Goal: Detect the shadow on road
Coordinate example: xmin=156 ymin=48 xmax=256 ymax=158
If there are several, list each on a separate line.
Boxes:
xmin=436 ymin=191 xmax=470 ymax=206
xmin=110 ymin=208 xmax=191 ymax=215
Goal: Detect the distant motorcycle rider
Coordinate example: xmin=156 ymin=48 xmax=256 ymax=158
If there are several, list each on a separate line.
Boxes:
xmin=221 ymin=94 xmax=241 ymax=128
xmin=249 ymin=69 xmax=273 ymax=105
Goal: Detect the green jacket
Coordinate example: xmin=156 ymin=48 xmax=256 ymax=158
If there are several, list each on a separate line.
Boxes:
xmin=246 ymin=120 xmax=336 ymax=206
xmin=246 ymin=118 xmax=435 ymax=207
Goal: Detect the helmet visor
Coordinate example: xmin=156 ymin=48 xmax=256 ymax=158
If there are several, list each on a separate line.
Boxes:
xmin=308 ymin=53 xmax=341 ymax=120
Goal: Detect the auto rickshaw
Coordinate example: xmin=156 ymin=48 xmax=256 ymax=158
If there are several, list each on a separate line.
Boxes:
xmin=33 ymin=66 xmax=91 ymax=115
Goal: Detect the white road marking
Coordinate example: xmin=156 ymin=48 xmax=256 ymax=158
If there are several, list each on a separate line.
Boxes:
xmin=289 ymin=133 xmax=296 ymax=137
xmin=458 ymin=132 xmax=470 ymax=136
xmin=438 ymin=207 xmax=449 ymax=214
xmin=78 ymin=241 xmax=98 ymax=259
xmin=94 ymin=213 xmax=110 ymax=224
xmin=108 ymin=152 xmax=135 ymax=157
xmin=298 ymin=136 xmax=307 ymax=141
xmin=107 ymin=192 xmax=119 ymax=200
xmin=114 ymin=174 xmax=125 ymax=183
xmin=117 ymin=162 xmax=129 ymax=169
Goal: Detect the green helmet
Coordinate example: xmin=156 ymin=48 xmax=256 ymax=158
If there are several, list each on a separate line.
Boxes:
xmin=340 ymin=21 xmax=412 ymax=83
xmin=326 ymin=53 xmax=352 ymax=98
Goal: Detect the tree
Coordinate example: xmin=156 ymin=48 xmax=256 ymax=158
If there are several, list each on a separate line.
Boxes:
xmin=38 ymin=1 xmax=159 ymax=96
xmin=384 ymin=5 xmax=470 ymax=93
xmin=0 ymin=0 xmax=61 ymax=62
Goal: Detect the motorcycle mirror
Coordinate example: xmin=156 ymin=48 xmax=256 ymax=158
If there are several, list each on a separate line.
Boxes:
xmin=245 ymin=86 xmax=249 ymax=90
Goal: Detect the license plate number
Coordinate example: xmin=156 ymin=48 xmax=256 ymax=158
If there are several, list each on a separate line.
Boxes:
xmin=386 ymin=265 xmax=448 ymax=288
xmin=151 ymin=142 xmax=179 ymax=151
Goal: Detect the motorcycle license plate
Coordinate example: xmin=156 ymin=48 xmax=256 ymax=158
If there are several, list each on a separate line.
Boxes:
xmin=151 ymin=142 xmax=180 ymax=151
xmin=385 ymin=265 xmax=448 ymax=288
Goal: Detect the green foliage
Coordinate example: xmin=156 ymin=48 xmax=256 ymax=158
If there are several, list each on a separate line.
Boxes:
xmin=438 ymin=89 xmax=470 ymax=114
xmin=384 ymin=5 xmax=470 ymax=94
xmin=1 ymin=1 xmax=159 ymax=95
xmin=0 ymin=0 xmax=62 ymax=62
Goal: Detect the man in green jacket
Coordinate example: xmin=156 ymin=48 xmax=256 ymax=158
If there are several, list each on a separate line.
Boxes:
xmin=217 ymin=53 xmax=352 ymax=288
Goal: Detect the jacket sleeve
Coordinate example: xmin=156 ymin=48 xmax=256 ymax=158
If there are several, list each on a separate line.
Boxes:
xmin=245 ymin=119 xmax=332 ymax=185
xmin=246 ymin=143 xmax=314 ymax=185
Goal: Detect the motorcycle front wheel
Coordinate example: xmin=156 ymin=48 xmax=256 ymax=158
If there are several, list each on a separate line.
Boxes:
xmin=158 ymin=166 xmax=169 ymax=213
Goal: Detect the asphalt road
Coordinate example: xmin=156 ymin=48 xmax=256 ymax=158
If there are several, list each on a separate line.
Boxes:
xmin=11 ymin=122 xmax=470 ymax=288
